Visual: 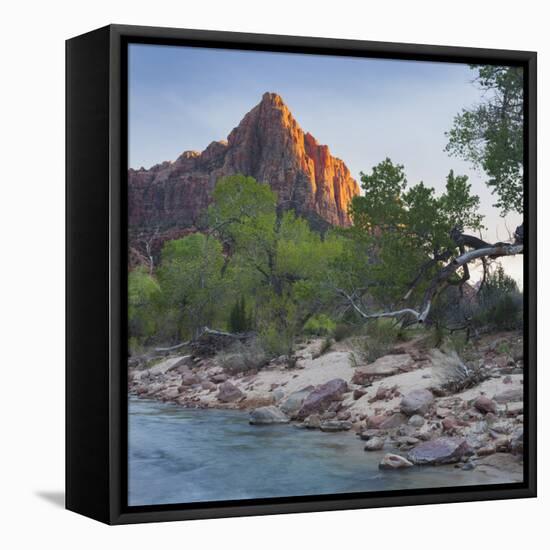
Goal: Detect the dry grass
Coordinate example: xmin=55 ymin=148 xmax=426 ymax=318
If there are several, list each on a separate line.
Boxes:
xmin=430 ymin=349 xmax=489 ymax=395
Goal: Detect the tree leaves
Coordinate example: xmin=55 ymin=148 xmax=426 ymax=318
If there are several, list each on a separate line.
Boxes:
xmin=445 ymin=65 xmax=524 ymax=215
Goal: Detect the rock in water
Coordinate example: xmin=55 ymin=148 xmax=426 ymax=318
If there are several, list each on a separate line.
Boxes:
xmin=379 ymin=454 xmax=414 ymax=470
xmin=216 ymin=381 xmax=244 ymax=403
xmin=249 ymin=406 xmax=290 ymax=425
xmin=296 ymin=379 xmax=348 ymax=419
xmin=364 ymin=437 xmax=385 ymax=451
xmin=400 ymin=389 xmax=434 ymax=416
xmin=407 ymin=437 xmax=471 ymax=465
xmin=304 ymin=414 xmax=321 ymax=429
xmin=320 ymin=420 xmax=352 ymax=432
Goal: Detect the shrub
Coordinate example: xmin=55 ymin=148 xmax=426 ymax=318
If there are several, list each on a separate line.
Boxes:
xmin=430 ymin=349 xmax=489 ymax=394
xmin=333 ymin=323 xmax=355 ymax=342
xmin=259 ymin=324 xmax=294 ymax=358
xmin=353 ymin=319 xmax=400 ymax=363
xmin=128 ymin=336 xmax=143 ymax=357
xmin=228 ymin=295 xmax=253 ymax=333
xmin=472 ymin=265 xmax=523 ymax=332
xmin=303 ymin=314 xmax=336 ymax=336
xmin=217 ymin=339 xmax=268 ymax=374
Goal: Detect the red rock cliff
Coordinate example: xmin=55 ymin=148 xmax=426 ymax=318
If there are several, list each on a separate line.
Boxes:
xmin=128 ymin=92 xmax=359 ymax=242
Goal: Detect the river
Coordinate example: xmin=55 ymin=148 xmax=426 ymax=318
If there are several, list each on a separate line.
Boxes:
xmin=128 ymin=398 xmax=512 ymax=506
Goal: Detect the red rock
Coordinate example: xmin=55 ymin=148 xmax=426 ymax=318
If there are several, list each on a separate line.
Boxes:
xmin=128 ymin=92 xmax=360 ymax=262
xmin=353 ymin=388 xmax=367 ymax=400
xmin=473 ymin=395 xmax=497 ymax=414
xmin=296 ymin=378 xmax=348 ymax=419
xmin=367 ymin=415 xmax=389 ymax=429
xmin=378 ymin=413 xmax=407 ymax=429
xmin=216 ymin=381 xmax=244 ymax=403
xmin=441 ymin=417 xmax=458 ymax=432
xmin=182 ymin=373 xmax=201 ymax=386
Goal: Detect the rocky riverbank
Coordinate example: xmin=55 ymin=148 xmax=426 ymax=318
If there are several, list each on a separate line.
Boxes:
xmin=128 ymin=330 xmax=524 ymax=479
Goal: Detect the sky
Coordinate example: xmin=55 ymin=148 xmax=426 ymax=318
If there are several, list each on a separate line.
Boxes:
xmin=128 ymin=44 xmax=523 ymax=286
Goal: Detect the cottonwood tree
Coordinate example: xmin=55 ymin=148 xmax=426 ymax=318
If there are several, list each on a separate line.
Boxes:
xmin=208 ymin=175 xmax=343 ymax=356
xmin=334 ymin=158 xmax=523 ymax=325
xmin=157 ymin=233 xmax=226 ymax=341
xmin=446 ymin=65 xmax=524 ymax=215
xmin=128 ymin=267 xmax=161 ymax=347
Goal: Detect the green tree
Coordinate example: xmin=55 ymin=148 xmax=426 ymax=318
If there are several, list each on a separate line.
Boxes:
xmin=229 ymin=295 xmax=251 ymax=333
xmin=128 ymin=267 xmax=161 ymax=345
xmin=341 ymin=159 xmax=485 ymax=316
xmin=445 ymin=65 xmax=524 ymax=214
xmin=157 ymin=233 xmax=225 ymax=341
xmin=209 ymin=174 xmax=343 ymax=356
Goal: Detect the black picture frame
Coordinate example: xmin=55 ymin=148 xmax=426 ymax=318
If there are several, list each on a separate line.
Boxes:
xmin=66 ymin=24 xmax=537 ymax=525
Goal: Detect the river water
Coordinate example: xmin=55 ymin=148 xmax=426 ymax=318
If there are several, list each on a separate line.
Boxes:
xmin=128 ymin=398 xmax=511 ymax=506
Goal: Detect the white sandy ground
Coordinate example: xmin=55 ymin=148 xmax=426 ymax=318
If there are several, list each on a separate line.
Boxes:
xmin=134 ymin=335 xmax=523 ymax=422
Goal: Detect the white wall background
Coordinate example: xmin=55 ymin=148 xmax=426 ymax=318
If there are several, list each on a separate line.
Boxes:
xmin=1 ymin=0 xmax=547 ymax=547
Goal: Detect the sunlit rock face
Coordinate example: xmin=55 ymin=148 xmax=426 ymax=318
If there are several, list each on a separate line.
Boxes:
xmin=128 ymin=92 xmax=360 ymax=248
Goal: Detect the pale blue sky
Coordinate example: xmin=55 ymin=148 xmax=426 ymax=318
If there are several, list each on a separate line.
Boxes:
xmin=128 ymin=44 xmax=523 ymax=285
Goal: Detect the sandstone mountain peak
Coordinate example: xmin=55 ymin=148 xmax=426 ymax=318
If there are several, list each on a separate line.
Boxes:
xmin=129 ymin=93 xmax=360 ymax=251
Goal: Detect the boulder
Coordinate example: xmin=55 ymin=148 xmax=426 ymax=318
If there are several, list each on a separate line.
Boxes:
xmin=367 ymin=415 xmax=389 ymax=429
xmin=216 ymin=381 xmax=244 ymax=403
xmin=476 ymin=444 xmax=497 ymax=457
xmin=166 ymin=355 xmax=193 ymax=371
xmin=320 ymin=420 xmax=352 ymax=432
xmin=473 ymin=395 xmax=497 ymax=414
xmin=476 ymin=452 xmax=523 ymax=478
xmin=351 ymin=354 xmax=413 ymax=384
xmin=364 ymin=436 xmax=385 ymax=451
xmin=182 ymin=372 xmax=201 ymax=386
xmin=378 ymin=413 xmax=408 ymax=430
xmin=408 ymin=415 xmax=425 ymax=428
xmin=279 ymin=386 xmax=314 ymax=418
xmin=337 ymin=409 xmax=352 ymax=421
xmin=407 ymin=437 xmax=471 ymax=465
xmin=296 ymin=379 xmax=348 ymax=419
xmin=494 ymin=388 xmax=523 ymax=403
xmin=359 ymin=429 xmax=383 ymax=441
xmin=304 ymin=414 xmax=321 ymax=429
xmin=465 ymin=432 xmax=489 ymax=450
xmin=158 ymin=387 xmax=180 ymax=401
xmin=510 ymin=427 xmax=523 ymax=454
xmin=441 ymin=417 xmax=458 ymax=433
xmin=379 ymin=453 xmax=413 ymax=470
xmin=201 ymin=380 xmax=217 ymax=392
xmin=353 ymin=388 xmax=367 ymax=400
xmin=210 ymin=373 xmax=229 ymax=384
xmin=506 ymin=402 xmax=523 ymax=416
xmin=249 ymin=406 xmax=290 ymax=425
xmin=400 ymin=389 xmax=434 ymax=416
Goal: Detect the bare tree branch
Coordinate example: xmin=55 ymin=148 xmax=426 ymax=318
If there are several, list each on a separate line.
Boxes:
xmin=335 ymin=241 xmax=523 ymax=326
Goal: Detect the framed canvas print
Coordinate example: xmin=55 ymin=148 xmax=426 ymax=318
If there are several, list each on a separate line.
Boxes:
xmin=66 ymin=24 xmax=537 ymax=524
